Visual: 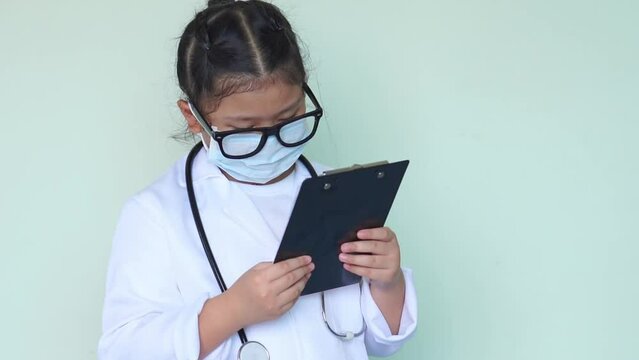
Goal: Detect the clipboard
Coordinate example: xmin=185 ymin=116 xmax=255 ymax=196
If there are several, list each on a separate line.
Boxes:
xmin=274 ymin=159 xmax=409 ymax=295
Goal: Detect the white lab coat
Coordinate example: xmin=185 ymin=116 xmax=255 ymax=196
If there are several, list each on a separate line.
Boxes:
xmin=98 ymin=149 xmax=418 ymax=360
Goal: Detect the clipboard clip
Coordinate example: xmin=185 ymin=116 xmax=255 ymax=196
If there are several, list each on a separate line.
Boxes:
xmin=321 ymin=161 xmax=389 ymax=176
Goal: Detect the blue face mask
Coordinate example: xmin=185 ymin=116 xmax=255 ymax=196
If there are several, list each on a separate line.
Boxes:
xmin=199 ymin=130 xmax=306 ymax=184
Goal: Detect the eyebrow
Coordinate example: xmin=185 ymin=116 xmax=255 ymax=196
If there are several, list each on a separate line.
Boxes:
xmin=220 ymin=94 xmax=304 ymax=121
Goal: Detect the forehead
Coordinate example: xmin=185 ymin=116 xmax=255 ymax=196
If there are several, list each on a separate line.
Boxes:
xmin=206 ymin=81 xmax=303 ymax=119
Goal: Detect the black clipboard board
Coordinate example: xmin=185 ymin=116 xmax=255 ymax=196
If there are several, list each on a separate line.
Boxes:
xmin=274 ymin=160 xmax=409 ymax=295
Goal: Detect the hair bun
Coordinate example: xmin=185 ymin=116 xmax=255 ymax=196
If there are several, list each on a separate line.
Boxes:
xmin=207 ymin=0 xmax=235 ymax=8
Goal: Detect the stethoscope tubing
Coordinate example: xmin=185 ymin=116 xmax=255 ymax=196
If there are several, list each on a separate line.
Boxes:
xmin=186 ymin=141 xmax=250 ymax=343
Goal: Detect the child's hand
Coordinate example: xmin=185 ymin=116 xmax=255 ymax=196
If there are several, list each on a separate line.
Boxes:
xmin=339 ymin=227 xmax=403 ymax=288
xmin=227 ymin=255 xmax=314 ymax=327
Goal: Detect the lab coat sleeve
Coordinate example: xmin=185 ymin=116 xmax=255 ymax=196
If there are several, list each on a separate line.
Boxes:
xmin=360 ymin=267 xmax=418 ymax=357
xmin=98 ymin=197 xmax=210 ymax=360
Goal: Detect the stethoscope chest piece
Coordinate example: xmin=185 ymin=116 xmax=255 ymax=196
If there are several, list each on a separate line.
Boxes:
xmin=238 ymin=341 xmax=270 ymax=360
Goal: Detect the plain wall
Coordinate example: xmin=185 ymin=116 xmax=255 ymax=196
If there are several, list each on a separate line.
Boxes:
xmin=0 ymin=0 xmax=637 ymax=359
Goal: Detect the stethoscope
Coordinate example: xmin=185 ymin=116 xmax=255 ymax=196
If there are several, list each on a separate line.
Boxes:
xmin=185 ymin=142 xmax=366 ymax=360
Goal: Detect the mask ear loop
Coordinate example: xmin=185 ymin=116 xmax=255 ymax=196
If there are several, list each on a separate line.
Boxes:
xmin=188 ymin=100 xmax=214 ymax=151
xmin=198 ymin=132 xmax=210 ymax=151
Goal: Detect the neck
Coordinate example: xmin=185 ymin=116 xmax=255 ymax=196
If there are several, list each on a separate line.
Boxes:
xmin=220 ymin=164 xmax=296 ymax=185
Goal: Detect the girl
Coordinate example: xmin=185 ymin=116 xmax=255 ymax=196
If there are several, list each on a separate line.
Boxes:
xmin=98 ymin=1 xmax=417 ymax=359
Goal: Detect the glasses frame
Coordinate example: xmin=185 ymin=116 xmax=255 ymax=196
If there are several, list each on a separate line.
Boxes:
xmin=188 ymin=82 xmax=323 ymax=159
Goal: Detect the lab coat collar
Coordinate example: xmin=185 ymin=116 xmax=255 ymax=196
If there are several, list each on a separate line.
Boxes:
xmin=176 ymin=146 xmax=280 ymax=268
xmin=177 ymin=146 xmax=225 ymax=187
xmin=178 ymin=149 xmax=311 ymax=253
xmin=178 ymin=147 xmax=316 ymax=264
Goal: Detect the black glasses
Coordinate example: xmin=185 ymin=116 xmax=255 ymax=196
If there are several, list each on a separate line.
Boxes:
xmin=188 ymin=83 xmax=323 ymax=159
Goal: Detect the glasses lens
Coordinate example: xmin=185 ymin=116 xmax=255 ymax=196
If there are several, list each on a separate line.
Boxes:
xmin=279 ymin=115 xmax=315 ymax=145
xmin=221 ymin=131 xmax=263 ymax=157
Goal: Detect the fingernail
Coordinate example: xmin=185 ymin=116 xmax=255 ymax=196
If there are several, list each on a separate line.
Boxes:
xmin=339 ymin=253 xmax=347 ymax=261
xmin=309 ymin=263 xmax=315 ymax=271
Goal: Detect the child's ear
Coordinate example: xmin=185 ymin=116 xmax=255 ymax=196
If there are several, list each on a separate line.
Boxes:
xmin=177 ymin=99 xmax=203 ymax=134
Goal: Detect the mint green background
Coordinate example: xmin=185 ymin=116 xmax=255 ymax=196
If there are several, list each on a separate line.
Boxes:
xmin=1 ymin=1 xmax=637 ymax=359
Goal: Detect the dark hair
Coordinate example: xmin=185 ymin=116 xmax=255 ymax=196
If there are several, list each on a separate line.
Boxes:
xmin=176 ymin=0 xmax=307 ymax=114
